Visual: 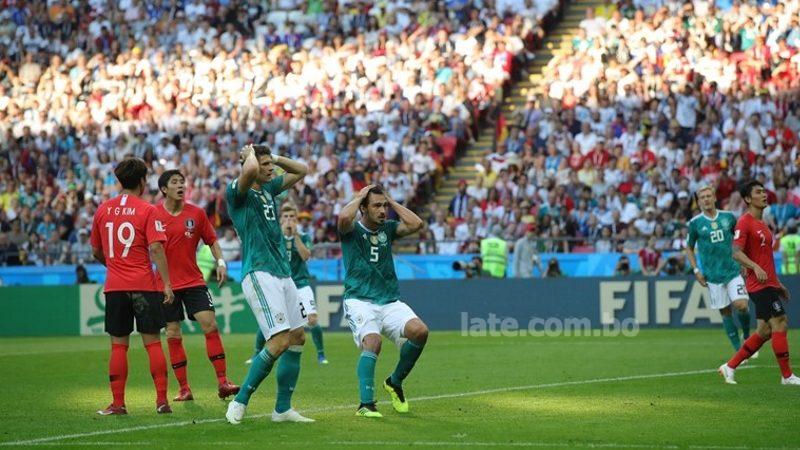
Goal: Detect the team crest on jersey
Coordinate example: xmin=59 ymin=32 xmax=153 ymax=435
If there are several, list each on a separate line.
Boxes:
xmin=275 ymin=312 xmax=286 ymax=324
xmin=711 ymin=222 xmax=718 ymax=230
xmin=378 ymin=231 xmax=387 ymax=244
xmin=370 ymin=235 xmax=379 ymax=245
xmin=185 ymin=218 xmax=196 ymax=238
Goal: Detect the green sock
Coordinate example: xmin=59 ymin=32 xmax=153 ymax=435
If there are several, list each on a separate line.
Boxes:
xmin=357 ymin=351 xmax=378 ymax=404
xmin=275 ymin=347 xmax=302 ymax=413
xmin=390 ymin=340 xmax=425 ymax=387
xmin=737 ymin=310 xmax=752 ymax=340
xmin=235 ymin=348 xmax=276 ymax=405
xmin=252 ymin=330 xmax=266 ymax=360
xmin=722 ymin=316 xmax=741 ymax=350
xmin=309 ymin=325 xmax=325 ymax=357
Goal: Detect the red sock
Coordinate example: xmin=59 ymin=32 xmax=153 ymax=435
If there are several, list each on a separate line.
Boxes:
xmin=145 ymin=341 xmax=168 ymax=404
xmin=109 ymin=343 xmax=128 ymax=407
xmin=204 ymin=330 xmax=228 ymax=384
xmin=771 ymin=331 xmax=793 ymax=378
xmin=167 ymin=337 xmax=190 ymax=390
xmin=728 ymin=333 xmax=767 ymax=369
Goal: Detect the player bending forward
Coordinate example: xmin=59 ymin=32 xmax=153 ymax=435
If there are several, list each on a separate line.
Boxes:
xmin=685 ymin=186 xmax=754 ymax=355
xmin=91 ymin=158 xmax=174 ymax=415
xmin=155 ymin=170 xmax=239 ymax=401
xmin=225 ymin=144 xmax=314 ymax=424
xmin=338 ymin=185 xmax=428 ymax=418
xmin=719 ymin=181 xmax=800 ymax=385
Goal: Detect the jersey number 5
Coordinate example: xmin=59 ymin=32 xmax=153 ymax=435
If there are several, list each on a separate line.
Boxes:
xmin=370 ymin=246 xmax=379 ymax=263
xmin=105 ymin=222 xmax=135 ymax=258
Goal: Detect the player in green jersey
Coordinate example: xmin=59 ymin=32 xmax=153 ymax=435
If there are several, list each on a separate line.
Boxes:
xmin=225 ymin=144 xmax=314 ymax=425
xmin=685 ymin=186 xmax=754 ymax=354
xmin=338 ymin=185 xmax=426 ymax=418
xmin=246 ymin=203 xmax=328 ymax=366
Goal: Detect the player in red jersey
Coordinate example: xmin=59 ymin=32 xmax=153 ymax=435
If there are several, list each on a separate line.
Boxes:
xmin=90 ymin=158 xmax=175 ymax=415
xmin=719 ymin=180 xmax=800 ymax=385
xmin=155 ymin=170 xmax=240 ymax=401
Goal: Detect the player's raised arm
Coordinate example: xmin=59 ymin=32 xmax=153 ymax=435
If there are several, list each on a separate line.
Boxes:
xmin=386 ymin=193 xmax=424 ymax=238
xmin=274 ymin=154 xmax=308 ymax=192
xmin=338 ymin=184 xmax=375 ymax=235
xmin=236 ymin=144 xmax=259 ymax=195
xmin=294 ymin=233 xmax=311 ymax=262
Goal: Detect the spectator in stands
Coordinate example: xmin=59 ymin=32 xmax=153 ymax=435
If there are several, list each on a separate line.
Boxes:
xmin=70 ymin=228 xmax=92 ymax=264
xmin=512 ymin=224 xmax=544 ymax=278
xmin=218 ymin=228 xmax=241 ymax=262
xmin=543 ymin=258 xmax=563 ymax=277
xmin=639 ymin=237 xmax=665 ymax=277
xmin=614 ymin=255 xmax=632 ymax=276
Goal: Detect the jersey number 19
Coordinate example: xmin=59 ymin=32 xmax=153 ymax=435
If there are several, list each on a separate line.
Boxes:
xmin=105 ymin=222 xmax=135 ymax=258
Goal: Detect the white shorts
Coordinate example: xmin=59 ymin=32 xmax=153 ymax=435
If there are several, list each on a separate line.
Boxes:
xmin=343 ymin=299 xmax=419 ymax=349
xmin=707 ymin=275 xmax=748 ymax=310
xmin=297 ymin=285 xmax=317 ymax=316
xmin=241 ymin=271 xmax=307 ymax=339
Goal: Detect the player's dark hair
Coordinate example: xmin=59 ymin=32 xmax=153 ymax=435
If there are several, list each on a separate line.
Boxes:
xmin=240 ymin=144 xmax=272 ymax=166
xmin=114 ymin=157 xmax=148 ymax=190
xmin=359 ymin=185 xmax=385 ymax=211
xmin=158 ymin=170 xmax=184 ymax=195
xmin=254 ymin=144 xmax=271 ymax=157
xmin=739 ymin=180 xmax=764 ymax=204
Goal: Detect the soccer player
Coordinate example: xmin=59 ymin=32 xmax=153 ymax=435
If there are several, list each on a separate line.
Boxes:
xmin=155 ymin=170 xmax=240 ymax=401
xmin=685 ymin=186 xmax=753 ymax=353
xmin=90 ymin=157 xmax=174 ymax=415
xmin=718 ymin=181 xmax=800 ymax=385
xmin=245 ymin=203 xmax=328 ymax=366
xmin=337 ymin=185 xmax=428 ymax=418
xmin=225 ymin=144 xmax=314 ymax=424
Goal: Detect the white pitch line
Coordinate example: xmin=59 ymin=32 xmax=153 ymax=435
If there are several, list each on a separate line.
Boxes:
xmin=0 ymin=366 xmax=760 ymax=447
xmin=330 ymin=441 xmax=790 ymax=450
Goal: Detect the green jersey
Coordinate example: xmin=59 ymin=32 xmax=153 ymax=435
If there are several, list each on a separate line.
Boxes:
xmin=226 ymin=176 xmax=290 ymax=278
xmin=340 ymin=220 xmax=400 ymax=305
xmin=285 ymin=233 xmax=313 ymax=288
xmin=687 ymin=210 xmax=739 ymax=284
xmin=780 ymin=234 xmax=800 ymax=274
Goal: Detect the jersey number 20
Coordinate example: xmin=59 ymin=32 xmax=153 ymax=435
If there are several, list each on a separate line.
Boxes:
xmin=710 ymin=230 xmax=724 ymax=243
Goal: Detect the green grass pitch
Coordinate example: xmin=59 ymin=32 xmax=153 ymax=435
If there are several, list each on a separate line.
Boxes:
xmin=1 ymin=330 xmax=799 ymax=449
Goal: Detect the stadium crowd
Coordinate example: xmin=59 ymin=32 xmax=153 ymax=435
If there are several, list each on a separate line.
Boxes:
xmin=429 ymin=0 xmax=800 ymax=275
xmin=0 ymin=0 xmax=563 ymax=266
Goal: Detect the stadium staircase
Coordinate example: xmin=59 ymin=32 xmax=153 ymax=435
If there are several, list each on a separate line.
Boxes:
xmin=432 ymin=0 xmax=602 ymax=213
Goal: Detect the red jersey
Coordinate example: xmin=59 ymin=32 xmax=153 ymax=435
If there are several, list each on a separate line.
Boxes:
xmin=638 ymin=247 xmax=661 ymax=272
xmin=154 ymin=203 xmax=217 ymax=291
xmin=90 ymin=194 xmax=167 ymax=293
xmin=733 ymin=212 xmax=780 ymax=293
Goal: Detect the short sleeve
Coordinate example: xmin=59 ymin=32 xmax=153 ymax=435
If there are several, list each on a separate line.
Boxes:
xmin=686 ymin=220 xmax=697 ymax=249
xmin=199 ymin=210 xmax=218 ymax=246
xmin=226 ymin=180 xmax=247 ymax=208
xmin=733 ymin=217 xmax=748 ymax=249
xmin=385 ymin=220 xmax=400 ymax=242
xmin=90 ymin=211 xmax=102 ymax=249
xmin=267 ymin=175 xmax=285 ymax=196
xmin=145 ymin=206 xmax=167 ymax=245
xmin=301 ymin=233 xmax=313 ymax=250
